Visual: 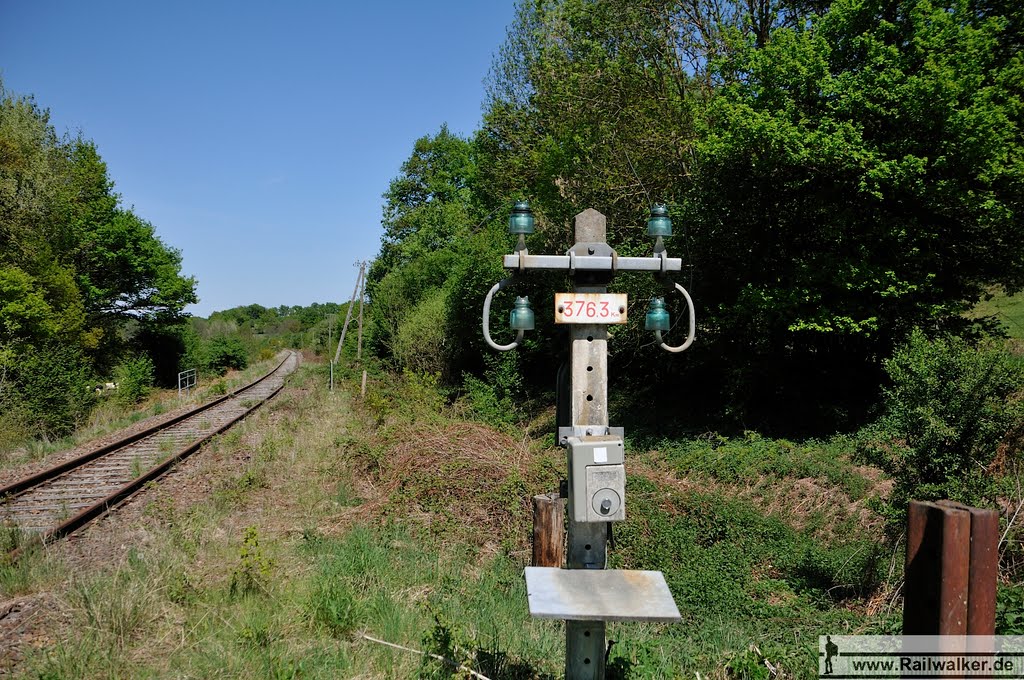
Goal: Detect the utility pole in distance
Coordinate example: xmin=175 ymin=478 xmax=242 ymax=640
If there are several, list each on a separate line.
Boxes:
xmin=333 ymin=261 xmax=366 ymax=380
xmin=482 ymin=203 xmax=693 ymax=679
xmin=328 ymin=313 xmax=335 ymax=391
xmin=356 ymin=261 xmax=367 ymax=361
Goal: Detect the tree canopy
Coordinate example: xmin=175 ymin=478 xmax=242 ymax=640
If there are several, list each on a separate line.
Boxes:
xmin=0 ymin=84 xmax=197 ymax=440
xmin=368 ymin=0 xmax=1024 ymax=432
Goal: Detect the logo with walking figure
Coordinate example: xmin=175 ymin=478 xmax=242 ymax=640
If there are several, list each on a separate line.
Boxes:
xmin=823 ymin=635 xmax=839 ymax=675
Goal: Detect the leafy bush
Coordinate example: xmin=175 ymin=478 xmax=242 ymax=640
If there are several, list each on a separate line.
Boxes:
xmin=3 ymin=343 xmax=95 ymax=439
xmin=204 ymin=335 xmax=248 ymax=375
xmin=460 ymin=353 xmax=525 ymax=430
xmin=0 ymin=410 xmax=29 ymax=453
xmin=859 ymin=330 xmax=1024 ymax=512
xmin=391 ymin=288 xmax=450 ymax=378
xmin=114 ymin=355 xmax=155 ymax=406
xmin=401 ymin=369 xmax=446 ymax=421
xmin=132 ymin=324 xmax=189 ymax=387
xmin=997 ymin=585 xmax=1024 ymax=635
xmin=462 ymin=374 xmax=517 ymax=429
xmin=367 ymin=249 xmax=458 ymax=360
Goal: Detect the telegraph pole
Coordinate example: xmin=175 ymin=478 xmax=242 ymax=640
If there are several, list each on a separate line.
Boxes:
xmin=356 ymin=261 xmax=366 ymax=360
xmin=328 ymin=314 xmax=334 ymax=391
xmin=334 ymin=262 xmax=365 ymax=365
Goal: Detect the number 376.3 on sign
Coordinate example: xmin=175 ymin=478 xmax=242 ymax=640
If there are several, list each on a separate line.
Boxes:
xmin=554 ymin=293 xmax=628 ymax=325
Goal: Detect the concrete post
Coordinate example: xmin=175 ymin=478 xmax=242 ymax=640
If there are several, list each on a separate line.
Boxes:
xmin=566 ymin=208 xmax=610 ymax=680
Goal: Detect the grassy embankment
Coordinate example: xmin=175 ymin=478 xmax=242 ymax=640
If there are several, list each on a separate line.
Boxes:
xmin=971 ymin=288 xmax=1024 ymax=341
xmin=0 ymin=354 xmax=893 ymax=679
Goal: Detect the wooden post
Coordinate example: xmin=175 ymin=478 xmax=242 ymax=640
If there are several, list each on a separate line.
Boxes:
xmin=532 ymin=492 xmax=564 ymax=568
xmin=361 ymin=370 xmax=367 ymax=398
xmin=356 ymin=261 xmax=366 ymax=360
xmin=334 ymin=264 xmax=364 ymax=365
xmin=904 ymin=500 xmax=997 ymax=637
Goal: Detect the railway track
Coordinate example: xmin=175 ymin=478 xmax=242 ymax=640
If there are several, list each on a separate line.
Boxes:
xmin=0 ymin=351 xmax=299 ymax=548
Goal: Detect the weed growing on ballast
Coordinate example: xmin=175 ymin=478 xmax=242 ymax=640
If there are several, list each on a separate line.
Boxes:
xmin=230 ymin=525 xmax=273 ymax=597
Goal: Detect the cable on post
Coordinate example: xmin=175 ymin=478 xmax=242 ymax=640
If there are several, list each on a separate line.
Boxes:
xmin=655 ymin=282 xmax=696 ymax=353
xmin=482 ymin=278 xmax=525 ymax=351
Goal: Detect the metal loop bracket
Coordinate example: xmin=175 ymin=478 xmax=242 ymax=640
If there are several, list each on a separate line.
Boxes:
xmin=655 ymin=282 xmax=696 ymax=353
xmin=482 ymin=278 xmax=524 ymax=351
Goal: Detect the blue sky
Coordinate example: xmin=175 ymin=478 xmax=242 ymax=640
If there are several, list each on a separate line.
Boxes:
xmin=0 ymin=1 xmax=516 ymax=316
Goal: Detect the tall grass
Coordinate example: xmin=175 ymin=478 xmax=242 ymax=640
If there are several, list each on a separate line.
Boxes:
xmin=11 ymin=360 xmax=895 ymax=679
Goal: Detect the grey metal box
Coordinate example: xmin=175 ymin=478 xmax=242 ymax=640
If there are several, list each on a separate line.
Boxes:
xmin=566 ymin=436 xmax=625 ymax=523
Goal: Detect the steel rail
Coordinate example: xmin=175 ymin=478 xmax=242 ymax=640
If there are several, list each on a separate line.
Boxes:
xmin=0 ymin=353 xmax=290 ymax=500
xmin=1 ymin=351 xmax=298 ymax=558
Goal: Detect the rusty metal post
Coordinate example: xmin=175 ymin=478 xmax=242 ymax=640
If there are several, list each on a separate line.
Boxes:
xmin=935 ymin=501 xmax=999 ymax=635
xmin=532 ymin=492 xmax=564 ymax=568
xmin=904 ymin=501 xmax=970 ymax=635
xmin=904 ymin=500 xmax=991 ymax=637
xmin=967 ymin=508 xmax=998 ymax=635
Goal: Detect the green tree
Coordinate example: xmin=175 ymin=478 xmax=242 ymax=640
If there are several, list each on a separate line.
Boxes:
xmin=114 ymin=354 xmax=155 ymax=406
xmin=366 ymin=126 xmax=490 ymax=369
xmin=62 ymin=141 xmax=197 ymax=328
xmin=0 ymin=82 xmax=198 ymax=440
xmin=473 ymin=0 xmax=1024 ymax=430
xmin=682 ymin=0 xmax=1024 ymax=425
xmin=0 ymin=87 xmax=88 ymax=352
xmin=204 ymin=335 xmax=248 ymax=375
xmin=369 ymin=126 xmax=481 ymax=287
xmin=1 ymin=342 xmax=95 ymax=439
xmin=476 ymin=0 xmax=840 ymax=429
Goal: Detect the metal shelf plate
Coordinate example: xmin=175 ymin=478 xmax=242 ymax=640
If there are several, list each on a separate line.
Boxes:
xmin=525 ymin=567 xmax=681 ymax=622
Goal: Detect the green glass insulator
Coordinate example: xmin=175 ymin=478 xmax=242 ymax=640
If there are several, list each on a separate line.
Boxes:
xmin=647 ymin=204 xmax=672 ymax=237
xmin=645 ymin=297 xmax=670 ymax=331
xmin=509 ymin=296 xmax=535 ymax=331
xmin=509 ymin=200 xmax=535 ymax=235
